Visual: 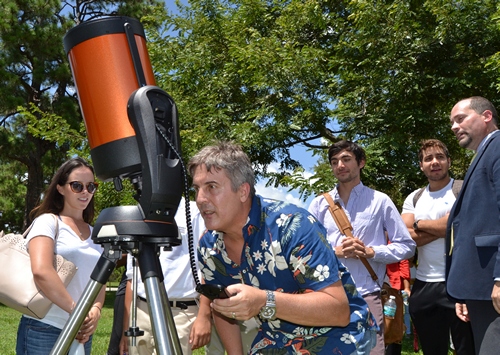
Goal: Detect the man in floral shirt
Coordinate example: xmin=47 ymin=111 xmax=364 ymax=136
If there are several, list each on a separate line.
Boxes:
xmin=188 ymin=141 xmax=377 ymax=355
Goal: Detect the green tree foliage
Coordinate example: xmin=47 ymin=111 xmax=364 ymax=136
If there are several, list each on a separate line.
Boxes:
xmin=145 ymin=0 xmax=500 ymax=208
xmin=2 ymin=0 xmax=500 ymax=230
xmin=0 ymin=0 xmax=77 ymax=229
xmin=329 ymin=0 xmax=500 ymax=206
xmin=146 ymin=0 xmax=339 ymax=174
xmin=0 ymin=0 xmax=164 ymax=231
xmin=0 ymin=160 xmax=27 ymax=231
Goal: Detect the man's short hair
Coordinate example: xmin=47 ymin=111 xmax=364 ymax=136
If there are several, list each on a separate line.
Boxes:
xmin=328 ymin=140 xmax=366 ymax=165
xmin=188 ymin=141 xmax=256 ymax=197
xmin=418 ymin=139 xmax=450 ymax=162
xmin=467 ymin=96 xmax=499 ymax=127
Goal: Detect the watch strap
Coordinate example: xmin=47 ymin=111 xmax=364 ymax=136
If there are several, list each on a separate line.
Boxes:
xmin=265 ymin=290 xmax=275 ymax=306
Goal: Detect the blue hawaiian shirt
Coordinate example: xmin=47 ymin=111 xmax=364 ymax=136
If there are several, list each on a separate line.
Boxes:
xmin=198 ymin=195 xmax=377 ymax=354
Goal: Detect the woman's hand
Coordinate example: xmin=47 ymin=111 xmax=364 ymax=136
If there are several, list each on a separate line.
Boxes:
xmin=76 ymin=306 xmax=101 ymax=343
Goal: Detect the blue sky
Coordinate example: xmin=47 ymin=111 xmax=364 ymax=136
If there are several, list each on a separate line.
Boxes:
xmin=254 ymin=146 xmax=318 ymax=209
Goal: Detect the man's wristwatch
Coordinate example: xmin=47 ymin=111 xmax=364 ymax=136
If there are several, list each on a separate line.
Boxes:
xmin=259 ymin=290 xmax=277 ymax=321
xmin=413 ymin=219 xmax=420 ymax=231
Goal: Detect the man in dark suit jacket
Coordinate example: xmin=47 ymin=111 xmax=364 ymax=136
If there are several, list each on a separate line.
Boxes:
xmin=447 ymin=96 xmax=500 ymax=355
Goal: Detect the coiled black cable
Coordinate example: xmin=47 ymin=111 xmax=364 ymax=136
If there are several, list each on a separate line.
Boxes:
xmin=155 ymin=124 xmax=201 ymax=286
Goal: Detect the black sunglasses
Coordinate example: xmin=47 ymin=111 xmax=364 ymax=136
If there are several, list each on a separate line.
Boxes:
xmin=68 ymin=181 xmax=98 ymax=194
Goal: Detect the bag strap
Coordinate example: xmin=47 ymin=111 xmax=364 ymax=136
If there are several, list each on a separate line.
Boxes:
xmin=322 ymin=193 xmax=378 ymax=282
xmin=51 ymin=214 xmax=60 ymax=241
xmin=412 ymin=187 xmax=425 ymax=207
xmin=413 ymin=179 xmax=464 ymax=207
xmin=23 ymin=213 xmax=60 ymax=241
xmin=22 ymin=221 xmax=36 ymax=239
xmin=451 ymin=179 xmax=463 ymax=197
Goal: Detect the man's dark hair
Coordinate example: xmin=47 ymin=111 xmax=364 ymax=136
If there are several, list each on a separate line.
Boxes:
xmin=468 ymin=96 xmax=499 ymax=127
xmin=328 ymin=140 xmax=366 ymax=165
xmin=418 ymin=139 xmax=450 ymax=162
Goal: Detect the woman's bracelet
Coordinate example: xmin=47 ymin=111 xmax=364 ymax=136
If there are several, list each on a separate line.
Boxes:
xmin=92 ymin=304 xmax=102 ymax=313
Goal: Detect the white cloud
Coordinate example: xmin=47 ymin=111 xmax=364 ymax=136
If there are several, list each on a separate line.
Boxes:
xmin=265 ymin=161 xmax=315 ymax=180
xmin=255 ymin=162 xmax=315 ymax=209
xmin=255 ymin=181 xmax=309 ymax=208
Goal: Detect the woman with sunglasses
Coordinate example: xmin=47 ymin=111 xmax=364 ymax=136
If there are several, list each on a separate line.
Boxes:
xmin=16 ymin=157 xmax=105 ymax=355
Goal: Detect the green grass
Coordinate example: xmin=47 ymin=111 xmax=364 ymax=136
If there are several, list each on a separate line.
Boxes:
xmin=0 ymin=292 xmax=445 ymax=354
xmin=0 ymin=292 xmax=117 ymax=355
xmin=0 ymin=291 xmax=205 ymax=355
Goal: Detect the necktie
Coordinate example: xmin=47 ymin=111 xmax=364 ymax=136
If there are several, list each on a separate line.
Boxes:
xmin=449 ymin=227 xmax=454 ymax=255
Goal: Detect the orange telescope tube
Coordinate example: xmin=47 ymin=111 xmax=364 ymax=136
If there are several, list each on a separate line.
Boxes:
xmin=64 ymin=16 xmax=156 ymax=181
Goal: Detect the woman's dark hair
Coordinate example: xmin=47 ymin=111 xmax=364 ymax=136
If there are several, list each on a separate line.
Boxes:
xmin=30 ymin=157 xmax=96 ymax=223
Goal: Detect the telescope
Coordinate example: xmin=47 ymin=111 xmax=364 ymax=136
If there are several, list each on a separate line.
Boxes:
xmin=50 ymin=16 xmax=192 ymax=355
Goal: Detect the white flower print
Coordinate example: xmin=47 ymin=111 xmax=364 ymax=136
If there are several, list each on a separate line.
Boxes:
xmin=271 ymin=241 xmax=288 ymax=267
xmin=245 ymin=245 xmax=254 ymax=268
xmin=221 ymin=252 xmax=233 ymax=265
xmin=253 ymin=250 xmax=263 ymax=261
xmin=267 ymin=318 xmax=281 ymax=331
xmin=353 ymin=310 xmax=363 ymax=320
xmin=340 ymin=333 xmax=356 ymax=344
xmin=290 ymin=253 xmax=312 ymax=275
xmin=289 ymin=326 xmax=319 ymax=340
xmin=257 ymin=263 xmax=266 ymax=274
xmin=199 ymin=247 xmax=216 ymax=271
xmin=260 ymin=240 xmax=268 ymax=250
xmin=248 ymin=273 xmax=260 ymax=287
xmin=276 ymin=213 xmax=290 ymax=227
xmin=313 ymin=264 xmax=330 ymax=281
xmin=213 ymin=236 xmax=233 ymax=265
xmin=292 ymin=326 xmax=306 ymax=336
xmin=264 ymin=240 xmax=288 ymax=276
xmin=198 ymin=261 xmax=215 ymax=281
xmin=231 ymin=273 xmax=244 ymax=282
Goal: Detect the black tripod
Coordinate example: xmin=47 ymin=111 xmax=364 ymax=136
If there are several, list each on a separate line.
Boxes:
xmin=50 ymin=85 xmax=189 ymax=355
xmin=50 ymin=205 xmax=184 ymax=355
xmin=54 ymin=16 xmax=204 ymax=354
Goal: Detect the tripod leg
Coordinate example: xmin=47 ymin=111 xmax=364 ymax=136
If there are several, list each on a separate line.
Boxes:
xmin=144 ymin=277 xmax=182 ymax=354
xmin=50 ymin=249 xmax=119 ymax=355
xmin=126 ymin=256 xmax=144 ymax=346
xmin=137 ymin=243 xmax=183 ymax=355
xmin=158 ymin=280 xmax=182 ymax=354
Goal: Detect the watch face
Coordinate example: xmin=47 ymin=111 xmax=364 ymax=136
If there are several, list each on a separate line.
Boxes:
xmin=260 ymin=306 xmax=276 ymax=320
